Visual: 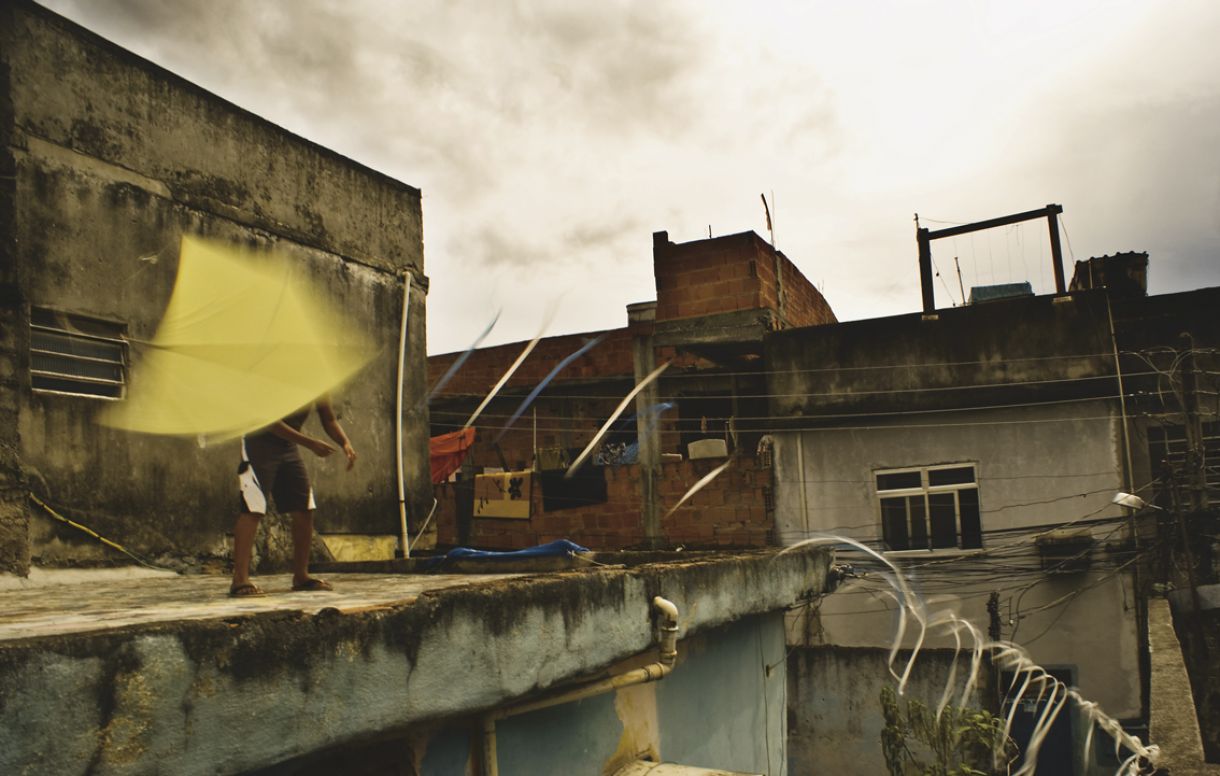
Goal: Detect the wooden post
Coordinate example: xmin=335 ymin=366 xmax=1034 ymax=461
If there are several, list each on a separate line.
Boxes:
xmin=918 ymin=228 xmax=934 ymax=314
xmin=1046 ymin=204 xmax=1066 ymax=294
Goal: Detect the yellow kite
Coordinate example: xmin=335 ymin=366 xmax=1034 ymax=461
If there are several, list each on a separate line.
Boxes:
xmin=101 ymin=236 xmax=374 ymax=439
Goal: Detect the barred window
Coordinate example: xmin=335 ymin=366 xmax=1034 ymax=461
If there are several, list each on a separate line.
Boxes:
xmin=30 ymin=307 xmax=127 ymax=399
xmin=875 ymin=464 xmax=982 ymax=552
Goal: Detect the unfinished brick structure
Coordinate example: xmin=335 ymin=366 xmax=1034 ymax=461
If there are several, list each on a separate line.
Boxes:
xmin=653 ymin=230 xmax=833 ymax=327
xmin=427 ymin=229 xmax=834 ymax=551
xmin=435 ymin=458 xmax=775 ymax=550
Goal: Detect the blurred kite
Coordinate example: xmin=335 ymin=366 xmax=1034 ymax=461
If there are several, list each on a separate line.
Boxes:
xmin=100 ymin=235 xmax=375 ymax=440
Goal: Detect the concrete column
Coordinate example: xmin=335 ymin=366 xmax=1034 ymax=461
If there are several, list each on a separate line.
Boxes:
xmin=627 ymin=301 xmax=661 ymax=547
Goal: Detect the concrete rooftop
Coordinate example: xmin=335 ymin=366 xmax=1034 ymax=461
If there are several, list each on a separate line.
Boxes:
xmin=0 ymin=546 xmax=832 ymax=775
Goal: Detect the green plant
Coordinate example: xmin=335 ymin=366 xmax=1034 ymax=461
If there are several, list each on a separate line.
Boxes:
xmin=880 ymin=685 xmax=1017 ymax=776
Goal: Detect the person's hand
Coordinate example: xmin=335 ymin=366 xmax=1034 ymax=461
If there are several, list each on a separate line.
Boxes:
xmin=342 ymin=442 xmax=358 ymax=471
xmin=306 ymin=438 xmax=336 ymax=458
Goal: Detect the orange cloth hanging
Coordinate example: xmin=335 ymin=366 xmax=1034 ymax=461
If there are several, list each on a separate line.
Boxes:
xmin=430 ymin=427 xmax=476 ymax=484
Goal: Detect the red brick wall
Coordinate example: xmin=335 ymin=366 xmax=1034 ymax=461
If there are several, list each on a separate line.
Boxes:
xmin=437 ymin=459 xmax=774 ymax=551
xmin=429 ymin=328 xmax=635 ymax=397
xmin=653 ymin=230 xmax=835 ymax=328
xmin=654 ymin=232 xmax=764 ymax=321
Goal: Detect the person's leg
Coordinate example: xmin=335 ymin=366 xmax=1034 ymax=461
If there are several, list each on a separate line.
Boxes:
xmin=290 ymin=510 xmax=331 ymax=590
xmin=290 ymin=509 xmax=313 ymax=586
xmin=233 ymin=440 xmax=271 ymax=596
xmin=230 ymin=512 xmax=263 ymax=594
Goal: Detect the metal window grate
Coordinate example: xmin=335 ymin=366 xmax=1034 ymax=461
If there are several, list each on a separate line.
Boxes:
xmin=29 ymin=307 xmax=127 ymax=399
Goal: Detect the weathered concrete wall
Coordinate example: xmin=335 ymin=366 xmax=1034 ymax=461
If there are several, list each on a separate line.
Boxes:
xmin=1148 ymin=598 xmax=1220 ymax=775
xmin=0 ymin=547 xmax=830 ymax=775
xmin=773 ymin=401 xmax=1129 ymax=544
xmin=772 ymin=402 xmax=1142 ymax=720
xmin=477 ymin=614 xmax=787 ymax=776
xmin=0 ymin=2 xmax=28 ymax=576
xmin=765 ymin=290 xmax=1118 ymax=419
xmin=787 ymin=646 xmax=982 ymax=776
xmin=0 ymin=0 xmax=431 ymax=567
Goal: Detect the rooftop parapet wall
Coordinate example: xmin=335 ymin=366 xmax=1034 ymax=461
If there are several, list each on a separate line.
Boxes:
xmin=764 ymin=289 xmax=1121 ymax=420
xmin=4 ymin=0 xmax=422 ymax=274
xmin=0 ymin=548 xmax=831 ymax=775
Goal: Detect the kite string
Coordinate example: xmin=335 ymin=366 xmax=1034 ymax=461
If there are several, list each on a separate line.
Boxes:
xmin=428 ymin=311 xmax=501 ymax=402
xmin=494 ymin=333 xmax=608 ymax=443
xmin=564 ymin=361 xmax=669 ymax=478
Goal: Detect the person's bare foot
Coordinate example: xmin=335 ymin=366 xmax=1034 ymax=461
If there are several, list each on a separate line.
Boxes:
xmin=290 ymin=578 xmax=333 ymax=592
xmin=229 ymin=582 xmax=267 ymax=597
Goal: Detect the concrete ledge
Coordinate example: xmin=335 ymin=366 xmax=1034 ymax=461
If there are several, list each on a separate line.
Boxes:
xmin=0 ymin=546 xmax=829 ymax=775
xmin=1147 ymin=597 xmax=1220 ymax=775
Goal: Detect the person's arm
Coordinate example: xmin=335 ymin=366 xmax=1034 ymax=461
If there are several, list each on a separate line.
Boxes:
xmin=268 ymin=420 xmax=335 ymax=458
xmin=316 ymin=395 xmax=357 ymax=471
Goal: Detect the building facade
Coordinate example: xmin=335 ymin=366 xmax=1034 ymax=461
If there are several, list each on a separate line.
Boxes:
xmin=0 ymin=0 xmax=433 ymax=575
xmin=768 ymin=258 xmax=1220 ymax=774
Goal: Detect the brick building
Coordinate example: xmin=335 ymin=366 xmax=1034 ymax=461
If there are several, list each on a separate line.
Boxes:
xmin=427 ymin=229 xmax=835 ymax=550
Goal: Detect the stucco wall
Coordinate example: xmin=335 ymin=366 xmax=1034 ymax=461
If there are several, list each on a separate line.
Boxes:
xmin=0 ymin=0 xmax=431 ymax=567
xmin=772 ymin=401 xmax=1143 ymax=720
xmin=787 ymin=646 xmax=982 ymax=775
xmin=478 ymin=614 xmax=787 ymax=776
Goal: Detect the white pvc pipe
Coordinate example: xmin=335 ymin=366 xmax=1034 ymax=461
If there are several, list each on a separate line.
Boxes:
xmin=395 ymin=271 xmax=413 ymax=558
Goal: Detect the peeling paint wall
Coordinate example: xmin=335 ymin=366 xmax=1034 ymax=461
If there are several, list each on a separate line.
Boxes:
xmin=0 ymin=0 xmax=432 ymax=570
xmin=308 ymin=614 xmax=788 ymax=776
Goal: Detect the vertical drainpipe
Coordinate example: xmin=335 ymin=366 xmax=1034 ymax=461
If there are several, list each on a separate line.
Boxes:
xmin=395 ymin=270 xmax=413 ymax=558
xmin=628 ymin=301 xmax=661 ymax=548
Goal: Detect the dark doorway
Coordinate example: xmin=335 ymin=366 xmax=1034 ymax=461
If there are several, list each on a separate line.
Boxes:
xmin=1001 ymin=668 xmax=1076 ymax=776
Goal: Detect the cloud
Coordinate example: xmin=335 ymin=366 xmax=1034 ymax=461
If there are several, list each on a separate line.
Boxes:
xmin=36 ymin=0 xmax=1219 ymax=356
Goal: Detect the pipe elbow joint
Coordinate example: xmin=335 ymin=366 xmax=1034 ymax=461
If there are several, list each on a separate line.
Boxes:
xmin=652 ymin=596 xmax=679 ymax=625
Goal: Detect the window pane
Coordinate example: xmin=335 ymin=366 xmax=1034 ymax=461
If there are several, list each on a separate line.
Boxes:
xmin=877 ymin=471 xmax=921 ymax=491
xmin=881 ymin=497 xmax=909 ymax=550
xmin=908 ymin=495 xmax=928 ymax=550
xmin=929 ymin=466 xmax=975 ymax=486
xmin=928 ymin=492 xmax=957 ymax=549
xmin=959 ymin=488 xmax=982 ymax=549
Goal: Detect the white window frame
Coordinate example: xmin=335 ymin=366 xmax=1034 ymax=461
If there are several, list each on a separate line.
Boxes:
xmin=29 ymin=307 xmax=128 ymax=400
xmin=874 ymin=463 xmax=982 ymax=555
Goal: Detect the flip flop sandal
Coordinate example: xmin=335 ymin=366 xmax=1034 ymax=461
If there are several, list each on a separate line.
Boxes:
xmin=291 ymin=578 xmax=333 ymax=592
xmin=229 ymin=582 xmax=267 ymax=597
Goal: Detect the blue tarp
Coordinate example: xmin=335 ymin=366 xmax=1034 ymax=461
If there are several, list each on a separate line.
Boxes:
xmin=428 ymin=539 xmax=590 ymax=571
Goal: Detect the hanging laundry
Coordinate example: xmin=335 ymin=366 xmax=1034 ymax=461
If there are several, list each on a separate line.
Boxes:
xmin=430 ymin=427 xmax=476 ymax=485
xmin=540 ymin=450 xmax=608 ymax=511
xmin=473 ymin=470 xmax=532 ymax=519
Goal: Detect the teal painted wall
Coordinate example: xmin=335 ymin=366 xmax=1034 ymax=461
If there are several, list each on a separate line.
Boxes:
xmin=657 ymin=613 xmax=787 ymax=775
xmin=416 ymin=613 xmax=788 ymax=775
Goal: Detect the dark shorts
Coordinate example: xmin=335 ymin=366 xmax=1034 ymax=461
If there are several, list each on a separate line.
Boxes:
xmin=238 ymin=437 xmax=315 ymax=514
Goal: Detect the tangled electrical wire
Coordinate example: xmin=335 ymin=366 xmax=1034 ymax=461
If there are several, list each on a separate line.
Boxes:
xmin=782 ymin=535 xmax=1161 ymax=776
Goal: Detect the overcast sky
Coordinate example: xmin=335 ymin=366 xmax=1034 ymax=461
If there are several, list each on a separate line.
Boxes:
xmin=43 ymin=0 xmax=1220 ymax=355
